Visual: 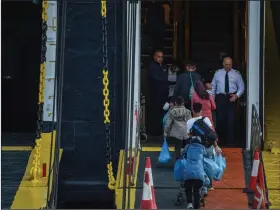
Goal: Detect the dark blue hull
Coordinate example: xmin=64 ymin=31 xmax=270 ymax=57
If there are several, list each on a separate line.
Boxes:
xmin=55 ymin=0 xmax=125 ymax=204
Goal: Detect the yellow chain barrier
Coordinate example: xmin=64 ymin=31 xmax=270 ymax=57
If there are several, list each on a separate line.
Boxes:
xmin=103 ymin=70 xmax=116 ymax=190
xmin=103 ymin=70 xmax=110 ymax=124
xmin=101 ymin=0 xmax=116 ymax=190
xmin=38 ymin=0 xmax=48 ymax=104
xmin=101 ymin=0 xmax=107 ymax=17
xmin=30 ymin=0 xmax=48 ymax=183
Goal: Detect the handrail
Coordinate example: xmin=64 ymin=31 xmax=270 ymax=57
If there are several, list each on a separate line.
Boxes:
xmin=249 ymin=104 xmax=270 ymax=208
xmin=250 ymin=104 xmax=262 ymax=156
xmin=45 ymin=0 xmax=66 ymax=206
xmin=45 ymin=52 xmax=60 ymax=209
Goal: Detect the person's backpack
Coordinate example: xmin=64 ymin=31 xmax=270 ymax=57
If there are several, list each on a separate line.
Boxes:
xmin=190 ymin=117 xmax=217 ymax=148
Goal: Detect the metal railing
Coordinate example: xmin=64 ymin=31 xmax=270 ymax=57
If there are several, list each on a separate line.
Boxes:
xmin=122 ymin=1 xmax=141 ymax=209
xmin=173 ymin=21 xmax=178 ymax=60
xmin=250 ymin=104 xmax=262 ymax=156
xmin=249 ymin=104 xmax=270 ymax=209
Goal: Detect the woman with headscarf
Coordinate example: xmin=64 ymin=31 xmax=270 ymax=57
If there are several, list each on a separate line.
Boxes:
xmin=191 ymin=81 xmax=216 ymax=128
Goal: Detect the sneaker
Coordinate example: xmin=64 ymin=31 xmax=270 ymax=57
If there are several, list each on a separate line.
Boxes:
xmin=208 ymin=185 xmax=214 ymax=191
xmin=202 ymin=191 xmax=208 ymax=197
xmin=187 ymin=203 xmax=194 ymax=209
xmin=201 ymin=186 xmax=208 ymax=197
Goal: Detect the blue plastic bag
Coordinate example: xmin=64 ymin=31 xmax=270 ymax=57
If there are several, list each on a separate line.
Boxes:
xmin=174 ymin=158 xmax=186 ymax=181
xmin=214 ymin=154 xmax=226 ymax=181
xmin=162 ymin=112 xmax=169 ymax=128
xmin=204 ymin=174 xmax=210 ymax=186
xmin=203 ymin=157 xmax=221 ymax=179
xmin=158 ymin=137 xmax=172 ymax=163
xmin=205 ymin=146 xmax=215 ymax=159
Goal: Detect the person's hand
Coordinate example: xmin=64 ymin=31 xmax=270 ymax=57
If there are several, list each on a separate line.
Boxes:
xmin=230 ymin=94 xmax=238 ymax=102
xmin=215 ymin=146 xmax=222 ymax=155
xmin=164 ymin=132 xmax=168 ymax=137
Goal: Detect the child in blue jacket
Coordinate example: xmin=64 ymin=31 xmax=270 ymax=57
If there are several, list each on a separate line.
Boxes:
xmin=181 ymin=137 xmax=207 ymax=209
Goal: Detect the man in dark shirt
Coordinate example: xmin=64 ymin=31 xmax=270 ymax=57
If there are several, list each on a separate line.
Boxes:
xmin=147 ymin=50 xmax=169 ymax=136
xmin=172 ymin=61 xmax=202 ymax=110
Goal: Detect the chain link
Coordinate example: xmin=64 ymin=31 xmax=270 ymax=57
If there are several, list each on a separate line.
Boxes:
xmin=36 ymin=0 xmax=48 ymax=139
xmin=101 ymin=0 xmax=116 ymax=190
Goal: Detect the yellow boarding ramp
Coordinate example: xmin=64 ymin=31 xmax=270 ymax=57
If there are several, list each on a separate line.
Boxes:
xmin=11 ymin=132 xmax=63 ymax=209
xmin=262 ymin=1 xmax=280 ymax=209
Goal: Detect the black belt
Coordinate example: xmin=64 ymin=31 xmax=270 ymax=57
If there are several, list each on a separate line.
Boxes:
xmin=217 ymin=92 xmax=236 ymax=96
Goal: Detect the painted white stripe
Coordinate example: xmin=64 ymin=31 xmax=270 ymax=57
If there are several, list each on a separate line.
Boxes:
xmin=251 ymin=159 xmax=260 ymax=177
xmin=142 ymin=182 xmax=152 ymax=200
xmin=256 ymin=185 xmax=264 ymax=209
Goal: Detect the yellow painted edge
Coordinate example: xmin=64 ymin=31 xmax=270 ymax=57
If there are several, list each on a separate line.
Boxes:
xmin=128 ymin=150 xmax=140 ymax=209
xmin=115 ymin=150 xmax=124 ymax=209
xmin=2 ymin=146 xmax=33 ymax=151
xmin=262 ymin=151 xmax=280 ymax=208
xmin=11 ymin=132 xmax=63 ymax=209
xmin=115 ymin=150 xmax=141 ymax=209
xmin=142 ymin=146 xmax=175 ymax=152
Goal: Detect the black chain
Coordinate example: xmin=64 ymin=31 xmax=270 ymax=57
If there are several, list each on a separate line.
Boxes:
xmin=41 ymin=21 xmax=48 ymax=63
xmin=105 ymin=124 xmax=112 ymax=162
xmin=36 ymin=20 xmax=48 ymax=139
xmin=36 ymin=103 xmax=44 ymax=138
xmin=102 ymin=17 xmax=108 ymax=71
xmin=102 ymin=15 xmax=112 ymax=164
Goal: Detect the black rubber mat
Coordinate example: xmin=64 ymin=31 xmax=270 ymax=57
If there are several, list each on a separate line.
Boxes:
xmin=135 ymin=188 xmax=187 ymax=209
xmin=136 ymin=151 xmax=185 ymax=208
xmin=1 ymin=133 xmax=35 ymax=147
xmin=1 ymin=151 xmax=30 ymax=209
xmin=137 ymin=151 xmax=178 ymax=188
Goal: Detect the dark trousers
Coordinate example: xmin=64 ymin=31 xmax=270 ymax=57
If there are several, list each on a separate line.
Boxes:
xmin=167 ymin=137 xmax=187 ymax=159
xmin=215 ymin=94 xmax=237 ymax=146
xmin=185 ymin=179 xmax=203 ymax=209
xmin=147 ymin=91 xmax=168 ymax=136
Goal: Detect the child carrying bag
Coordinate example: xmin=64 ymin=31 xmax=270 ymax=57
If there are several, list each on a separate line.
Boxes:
xmin=191 ymin=117 xmax=217 ymax=148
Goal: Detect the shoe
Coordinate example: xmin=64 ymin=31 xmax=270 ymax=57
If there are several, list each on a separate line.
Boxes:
xmin=201 ymin=186 xmax=208 ymax=197
xmin=208 ymin=185 xmax=214 ymax=191
xmin=187 ymin=203 xmax=193 ymax=209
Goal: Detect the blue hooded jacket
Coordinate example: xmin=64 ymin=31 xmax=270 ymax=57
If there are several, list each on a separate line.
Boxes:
xmin=182 ymin=137 xmax=206 ymax=182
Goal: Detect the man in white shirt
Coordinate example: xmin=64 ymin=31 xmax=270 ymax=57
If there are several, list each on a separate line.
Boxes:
xmin=211 ymin=57 xmax=245 ymax=146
